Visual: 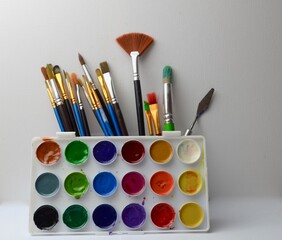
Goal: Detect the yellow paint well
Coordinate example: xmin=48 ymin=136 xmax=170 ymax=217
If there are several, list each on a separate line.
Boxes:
xmin=179 ymin=202 xmax=204 ymax=228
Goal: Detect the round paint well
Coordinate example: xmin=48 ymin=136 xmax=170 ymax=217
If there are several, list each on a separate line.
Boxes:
xmin=179 ymin=202 xmax=204 ymax=228
xmin=178 ymin=170 xmax=202 ymax=195
xmin=122 ymin=203 xmax=146 ymax=229
xmin=149 ymin=140 xmax=173 ymax=164
xmin=92 ymin=204 xmax=117 ymax=230
xmin=64 ymin=172 xmax=89 ymax=199
xmin=63 ymin=205 xmax=88 ymax=230
xmin=177 ymin=139 xmax=201 ymax=164
xmin=93 ymin=172 xmax=118 ymax=197
xmin=35 ymin=172 xmax=59 ymax=197
xmin=93 ymin=140 xmax=117 ymax=165
xmin=150 ymin=171 xmax=174 ymax=196
xmin=151 ymin=203 xmax=175 ymax=229
xmin=121 ymin=171 xmax=146 ymax=196
xmin=121 ymin=140 xmax=145 ymax=164
xmin=65 ymin=140 xmax=89 ymax=165
xmin=33 ymin=205 xmax=59 ymax=230
xmin=36 ymin=141 xmax=61 ymax=165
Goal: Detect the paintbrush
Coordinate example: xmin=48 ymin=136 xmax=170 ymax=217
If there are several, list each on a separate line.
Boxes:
xmin=72 ymin=74 xmax=91 ymax=136
xmin=144 ymin=101 xmax=154 ymax=136
xmin=147 ymin=92 xmax=161 ymax=136
xmin=185 ymin=88 xmax=215 ymax=136
xmin=78 ymin=53 xmax=115 ymax=134
xmin=100 ymin=61 xmax=128 ymax=136
xmin=41 ymin=67 xmax=64 ymax=131
xmin=163 ymin=66 xmax=175 ymax=131
xmin=45 ymin=64 xmax=74 ymax=132
xmin=116 ymin=32 xmax=154 ymax=136
xmin=53 ymin=65 xmax=79 ymax=135
xmin=96 ymin=68 xmax=122 ymax=136
xmin=82 ymin=75 xmax=109 ymax=136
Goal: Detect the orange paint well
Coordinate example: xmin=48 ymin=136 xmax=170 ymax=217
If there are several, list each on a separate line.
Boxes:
xmin=36 ymin=141 xmax=61 ymax=165
xmin=150 ymin=171 xmax=174 ymax=196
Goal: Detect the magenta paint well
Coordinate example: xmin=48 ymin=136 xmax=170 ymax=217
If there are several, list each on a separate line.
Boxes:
xmin=122 ymin=203 xmax=146 ymax=229
xmin=121 ymin=171 xmax=146 ymax=196
xmin=121 ymin=140 xmax=145 ymax=164
xmin=92 ymin=140 xmax=117 ymax=165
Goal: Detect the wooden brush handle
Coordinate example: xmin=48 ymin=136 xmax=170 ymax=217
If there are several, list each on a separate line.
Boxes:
xmin=57 ymin=104 xmax=74 ymax=132
xmin=112 ymin=102 xmax=128 ymax=136
xmin=134 ymin=80 xmax=145 ymax=135
xmin=80 ymin=108 xmax=91 ymax=136
xmin=65 ymin=99 xmax=79 ymax=136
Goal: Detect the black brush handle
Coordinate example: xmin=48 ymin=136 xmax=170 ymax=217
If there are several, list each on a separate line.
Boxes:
xmin=79 ymin=108 xmax=91 ymax=136
xmin=95 ymin=89 xmax=116 ymax=135
xmin=57 ymin=104 xmax=74 ymax=131
xmin=134 ymin=80 xmax=145 ymax=135
xmin=112 ymin=102 xmax=128 ymax=136
xmin=65 ymin=99 xmax=79 ymax=136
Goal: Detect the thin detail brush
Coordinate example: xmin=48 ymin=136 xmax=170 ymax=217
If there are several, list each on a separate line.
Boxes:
xmin=45 ymin=64 xmax=74 ymax=132
xmin=163 ymin=66 xmax=175 ymax=131
xmin=100 ymin=61 xmax=128 ymax=136
xmin=53 ymin=65 xmax=79 ymax=135
xmin=41 ymin=67 xmax=64 ymax=131
xmin=78 ymin=53 xmax=115 ymax=134
xmin=82 ymin=75 xmax=108 ymax=136
xmin=147 ymin=92 xmax=161 ymax=136
xmin=96 ymin=68 xmax=122 ymax=136
xmin=116 ymin=32 xmax=154 ymax=136
xmin=144 ymin=101 xmax=154 ymax=136
xmin=76 ymin=77 xmax=91 ymax=136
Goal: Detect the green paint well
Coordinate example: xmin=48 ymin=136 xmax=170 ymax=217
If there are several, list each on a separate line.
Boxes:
xmin=64 ymin=172 xmax=89 ymax=199
xmin=65 ymin=140 xmax=89 ymax=165
xmin=63 ymin=205 xmax=88 ymax=229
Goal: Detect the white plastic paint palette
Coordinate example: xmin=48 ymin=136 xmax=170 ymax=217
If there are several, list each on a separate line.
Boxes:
xmin=29 ymin=131 xmax=209 ymax=235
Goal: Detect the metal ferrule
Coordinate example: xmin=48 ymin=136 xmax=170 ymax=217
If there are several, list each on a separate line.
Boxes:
xmin=55 ymin=73 xmax=67 ymax=100
xmin=97 ymin=74 xmax=111 ymax=104
xmin=45 ymin=82 xmax=56 ymax=108
xmin=82 ymin=64 xmax=96 ymax=89
xmin=81 ymin=84 xmax=94 ymax=110
xmin=103 ymin=73 xmax=118 ymax=104
xmin=91 ymin=89 xmax=102 ymax=109
xmin=47 ymin=79 xmax=63 ymax=106
xmin=65 ymin=75 xmax=76 ymax=104
xmin=163 ymin=82 xmax=174 ymax=124
xmin=75 ymin=84 xmax=83 ymax=110
xmin=130 ymin=51 xmax=140 ymax=81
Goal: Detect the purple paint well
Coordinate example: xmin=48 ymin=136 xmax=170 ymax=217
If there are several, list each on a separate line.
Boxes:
xmin=93 ymin=140 xmax=117 ymax=165
xmin=122 ymin=203 xmax=146 ymax=229
xmin=121 ymin=171 xmax=146 ymax=196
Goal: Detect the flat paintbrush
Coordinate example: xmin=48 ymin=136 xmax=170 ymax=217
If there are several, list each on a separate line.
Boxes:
xmin=116 ymin=32 xmax=154 ymax=135
xmin=100 ymin=61 xmax=128 ymax=136
xmin=185 ymin=88 xmax=215 ymax=136
xmin=53 ymin=65 xmax=79 ymax=135
xmin=78 ymin=53 xmax=115 ymax=135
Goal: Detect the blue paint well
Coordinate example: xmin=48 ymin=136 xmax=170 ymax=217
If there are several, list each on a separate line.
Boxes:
xmin=93 ymin=172 xmax=117 ymax=197
xmin=93 ymin=141 xmax=117 ymax=165
xmin=35 ymin=172 xmax=59 ymax=197
xmin=92 ymin=204 xmax=117 ymax=230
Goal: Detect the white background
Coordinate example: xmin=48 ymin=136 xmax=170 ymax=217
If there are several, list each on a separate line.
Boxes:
xmin=0 ymin=0 xmax=282 ymax=239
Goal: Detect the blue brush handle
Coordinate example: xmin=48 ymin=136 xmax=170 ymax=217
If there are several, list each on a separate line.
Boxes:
xmin=53 ymin=107 xmax=64 ymax=131
xmin=107 ymin=103 xmax=122 ymax=136
xmin=94 ymin=109 xmax=109 ymax=136
xmin=99 ymin=108 xmax=114 ymax=136
xmin=73 ymin=103 xmax=86 ymax=136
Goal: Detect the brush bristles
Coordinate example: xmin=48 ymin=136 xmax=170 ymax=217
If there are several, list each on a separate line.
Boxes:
xmin=100 ymin=61 xmax=110 ymax=74
xmin=163 ymin=66 xmax=172 ymax=84
xmin=116 ymin=32 xmax=154 ymax=56
xmin=46 ymin=64 xmax=55 ymax=79
xmin=147 ymin=92 xmax=157 ymax=105
xmin=71 ymin=73 xmax=78 ymax=85
xmin=41 ymin=67 xmax=49 ymax=80
xmin=77 ymin=78 xmax=84 ymax=87
xmin=53 ymin=65 xmax=61 ymax=75
xmin=78 ymin=53 xmax=85 ymax=65
xmin=95 ymin=69 xmax=103 ymax=78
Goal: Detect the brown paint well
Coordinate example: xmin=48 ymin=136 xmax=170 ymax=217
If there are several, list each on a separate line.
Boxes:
xmin=36 ymin=141 xmax=61 ymax=165
xmin=149 ymin=140 xmax=173 ymax=164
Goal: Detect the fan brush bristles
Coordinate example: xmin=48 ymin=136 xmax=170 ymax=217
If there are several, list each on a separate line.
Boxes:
xmin=116 ymin=33 xmax=154 ymax=55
